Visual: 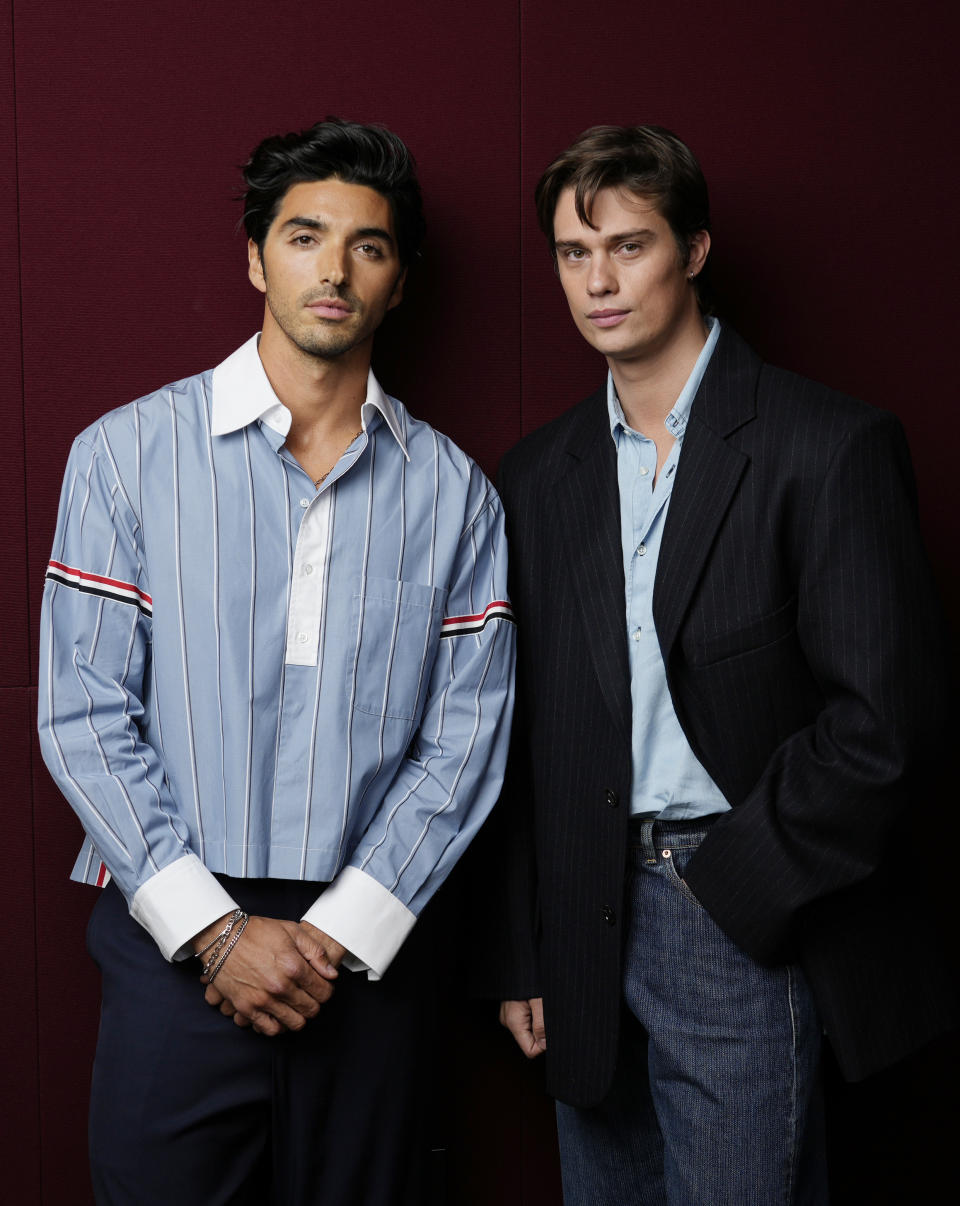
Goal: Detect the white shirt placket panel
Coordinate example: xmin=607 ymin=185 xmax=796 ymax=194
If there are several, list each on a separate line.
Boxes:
xmin=285 ymin=491 xmax=332 ymax=667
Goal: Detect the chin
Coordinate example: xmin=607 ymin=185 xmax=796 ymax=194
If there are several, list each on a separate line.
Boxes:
xmin=294 ymin=330 xmax=358 ymax=360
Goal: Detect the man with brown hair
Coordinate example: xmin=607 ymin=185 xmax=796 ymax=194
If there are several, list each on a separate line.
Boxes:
xmin=493 ymin=124 xmax=955 ymax=1203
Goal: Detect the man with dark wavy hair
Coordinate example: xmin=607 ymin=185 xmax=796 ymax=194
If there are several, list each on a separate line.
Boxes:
xmin=492 ymin=124 xmax=955 ymax=1203
xmin=40 ymin=118 xmax=515 ymax=1205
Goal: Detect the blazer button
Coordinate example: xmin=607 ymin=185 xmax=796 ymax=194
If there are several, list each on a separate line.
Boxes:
xmin=600 ymin=905 xmax=616 ymax=925
xmin=605 ymin=789 xmax=619 ymax=808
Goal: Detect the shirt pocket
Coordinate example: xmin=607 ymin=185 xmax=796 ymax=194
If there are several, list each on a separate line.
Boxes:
xmin=349 ymin=576 xmax=448 ymax=721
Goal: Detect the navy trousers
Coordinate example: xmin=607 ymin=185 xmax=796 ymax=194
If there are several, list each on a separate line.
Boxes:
xmin=87 ymin=877 xmax=439 ymax=1205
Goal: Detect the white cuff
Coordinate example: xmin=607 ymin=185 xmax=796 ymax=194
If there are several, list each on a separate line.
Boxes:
xmin=130 ymin=854 xmax=239 ymax=962
xmin=301 ymin=866 xmax=416 ymax=980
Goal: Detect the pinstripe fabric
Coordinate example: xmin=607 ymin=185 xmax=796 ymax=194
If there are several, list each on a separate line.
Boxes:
xmin=39 ymin=337 xmax=515 ymax=974
xmin=495 ymin=326 xmax=956 ymax=1107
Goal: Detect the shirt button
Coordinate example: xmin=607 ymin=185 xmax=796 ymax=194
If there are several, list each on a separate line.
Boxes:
xmin=639 ymin=466 xmax=649 ymax=477
xmin=605 ymin=789 xmax=619 ymax=808
xmin=632 ymin=627 xmax=642 ymax=641
xmin=296 ymin=632 xmax=308 ymax=644
xmin=636 ymin=543 xmax=647 ymax=557
xmin=299 ymin=498 xmax=309 ymax=509
xmin=600 ymin=906 xmax=616 ymax=926
xmin=303 ymin=564 xmax=314 ymax=575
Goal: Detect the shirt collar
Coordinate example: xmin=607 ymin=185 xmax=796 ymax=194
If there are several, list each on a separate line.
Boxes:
xmin=210 ymin=333 xmax=410 ymax=459
xmin=607 ymin=315 xmax=721 ymax=441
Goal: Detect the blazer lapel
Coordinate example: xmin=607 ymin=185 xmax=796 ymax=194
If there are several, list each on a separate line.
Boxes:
xmin=553 ymin=394 xmax=632 ymax=741
xmin=653 ymin=328 xmax=760 ymax=659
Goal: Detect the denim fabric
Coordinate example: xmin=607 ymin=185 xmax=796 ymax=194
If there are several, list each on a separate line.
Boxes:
xmin=556 ymin=820 xmax=827 ymax=1205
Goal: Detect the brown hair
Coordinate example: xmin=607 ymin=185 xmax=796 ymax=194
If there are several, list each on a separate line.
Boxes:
xmin=535 ymin=124 xmax=711 ymax=304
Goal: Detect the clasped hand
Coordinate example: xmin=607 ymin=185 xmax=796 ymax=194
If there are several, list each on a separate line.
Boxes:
xmin=196 ymin=915 xmax=345 ymax=1036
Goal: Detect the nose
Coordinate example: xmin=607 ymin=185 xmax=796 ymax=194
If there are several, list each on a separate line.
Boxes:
xmin=587 ymin=253 xmax=617 ymax=297
xmin=319 ymin=245 xmax=348 ymax=287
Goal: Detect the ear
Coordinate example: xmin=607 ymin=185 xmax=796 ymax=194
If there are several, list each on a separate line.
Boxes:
xmin=387 ymin=268 xmax=407 ymax=311
xmin=247 ymin=238 xmax=267 ymax=294
xmin=687 ymin=229 xmax=711 ymax=277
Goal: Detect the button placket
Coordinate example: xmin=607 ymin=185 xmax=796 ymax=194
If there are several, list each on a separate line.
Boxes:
xmin=285 ymin=490 xmax=331 ymax=666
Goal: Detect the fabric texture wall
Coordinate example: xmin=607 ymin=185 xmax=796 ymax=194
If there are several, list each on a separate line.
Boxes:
xmin=2 ymin=1 xmax=956 ymax=1201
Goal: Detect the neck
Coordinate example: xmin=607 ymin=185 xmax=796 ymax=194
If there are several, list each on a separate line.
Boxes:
xmin=611 ymin=313 xmax=709 ymax=435
xmin=257 ymin=319 xmax=372 ymax=436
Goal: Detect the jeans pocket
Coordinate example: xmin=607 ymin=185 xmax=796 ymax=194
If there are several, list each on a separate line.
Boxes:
xmin=660 ymin=843 xmax=706 ymax=910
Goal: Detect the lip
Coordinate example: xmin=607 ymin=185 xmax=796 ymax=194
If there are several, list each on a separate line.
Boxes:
xmin=587 ymin=309 xmax=630 ymax=328
xmin=306 ymin=299 xmax=353 ymax=319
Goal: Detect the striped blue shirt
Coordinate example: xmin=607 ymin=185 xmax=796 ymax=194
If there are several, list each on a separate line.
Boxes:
xmin=608 ymin=317 xmax=729 ymax=820
xmin=39 ymin=335 xmax=516 ymax=975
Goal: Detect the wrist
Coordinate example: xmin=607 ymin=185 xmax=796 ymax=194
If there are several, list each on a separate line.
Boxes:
xmin=190 ymin=912 xmax=236 ymax=956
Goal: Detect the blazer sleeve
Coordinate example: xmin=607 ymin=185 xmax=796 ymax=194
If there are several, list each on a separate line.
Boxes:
xmin=683 ymin=408 xmax=949 ymax=962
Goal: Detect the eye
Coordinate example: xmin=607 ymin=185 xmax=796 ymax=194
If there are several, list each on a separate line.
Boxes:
xmin=618 ymin=242 xmax=642 ymax=256
xmin=562 ymin=247 xmax=587 ymax=262
xmin=292 ymin=234 xmax=315 ymax=246
xmin=356 ymin=242 xmax=383 ymax=258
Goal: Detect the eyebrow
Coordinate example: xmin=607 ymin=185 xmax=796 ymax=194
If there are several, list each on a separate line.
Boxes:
xmin=555 ymin=228 xmax=656 ymax=250
xmin=279 ymin=216 xmax=395 ymax=246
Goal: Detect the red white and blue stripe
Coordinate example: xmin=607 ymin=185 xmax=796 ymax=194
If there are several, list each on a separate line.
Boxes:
xmin=440 ymin=600 xmax=515 ymax=638
xmin=45 ymin=560 xmax=153 ymax=617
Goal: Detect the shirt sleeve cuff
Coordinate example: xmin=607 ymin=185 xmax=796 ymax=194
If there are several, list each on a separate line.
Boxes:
xmin=130 ymin=854 xmax=239 ymax=962
xmin=301 ymin=866 xmax=416 ymax=980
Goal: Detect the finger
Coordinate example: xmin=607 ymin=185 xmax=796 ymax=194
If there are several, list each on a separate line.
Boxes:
xmin=501 ymin=1002 xmax=534 ymax=1053
xmin=284 ymin=965 xmax=337 ymax=1009
xmin=247 ymin=1009 xmax=283 ymax=1037
xmin=500 ymin=1000 xmax=545 ymax=1059
xmin=233 ymin=1013 xmax=253 ymax=1029
xmin=498 ymin=1000 xmax=521 ymax=1029
xmin=531 ymin=998 xmax=547 ymax=1050
xmin=295 ymin=923 xmax=341 ymax=979
xmin=261 ymin=972 xmax=333 ymax=1017
xmin=254 ymin=997 xmax=312 ymax=1033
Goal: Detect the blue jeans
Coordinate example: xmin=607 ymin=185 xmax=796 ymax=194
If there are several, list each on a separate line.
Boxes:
xmin=556 ymin=819 xmax=827 ymax=1205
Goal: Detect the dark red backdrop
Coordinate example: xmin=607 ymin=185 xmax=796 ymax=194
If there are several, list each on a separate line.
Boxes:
xmin=3 ymin=1 xmax=957 ymax=1201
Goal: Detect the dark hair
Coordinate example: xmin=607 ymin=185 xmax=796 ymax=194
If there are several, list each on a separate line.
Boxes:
xmin=535 ymin=124 xmax=711 ymax=305
xmin=241 ymin=117 xmax=425 ymax=266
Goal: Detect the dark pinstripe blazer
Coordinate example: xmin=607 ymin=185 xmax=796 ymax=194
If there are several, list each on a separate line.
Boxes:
xmin=491 ymin=326 xmax=957 ymax=1108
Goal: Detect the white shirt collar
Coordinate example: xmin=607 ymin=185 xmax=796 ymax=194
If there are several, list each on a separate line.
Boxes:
xmin=210 ymin=333 xmax=409 ymax=459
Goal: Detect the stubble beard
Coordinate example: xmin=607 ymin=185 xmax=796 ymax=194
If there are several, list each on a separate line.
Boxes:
xmin=267 ymin=287 xmax=368 ymax=362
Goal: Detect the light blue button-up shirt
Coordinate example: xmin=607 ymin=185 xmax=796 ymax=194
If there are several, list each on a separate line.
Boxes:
xmin=608 ymin=317 xmax=730 ymax=820
xmin=39 ymin=335 xmax=515 ymax=974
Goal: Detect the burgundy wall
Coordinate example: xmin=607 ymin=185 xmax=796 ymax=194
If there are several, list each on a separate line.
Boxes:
xmin=3 ymin=1 xmax=956 ymax=1201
